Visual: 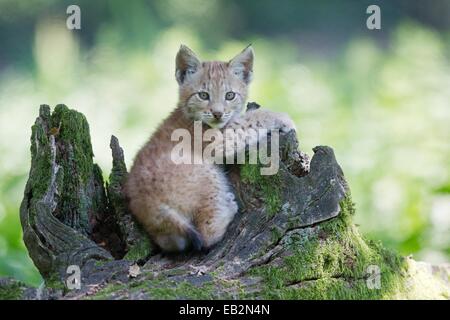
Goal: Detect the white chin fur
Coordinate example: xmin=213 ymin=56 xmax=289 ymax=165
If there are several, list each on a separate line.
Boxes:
xmin=205 ymin=120 xmax=227 ymax=129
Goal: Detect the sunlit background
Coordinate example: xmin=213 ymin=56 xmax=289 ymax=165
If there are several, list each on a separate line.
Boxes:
xmin=0 ymin=0 xmax=449 ymax=286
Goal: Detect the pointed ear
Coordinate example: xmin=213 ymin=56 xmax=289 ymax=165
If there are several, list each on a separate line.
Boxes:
xmin=176 ymin=45 xmax=201 ymax=85
xmin=228 ymin=45 xmax=254 ymax=84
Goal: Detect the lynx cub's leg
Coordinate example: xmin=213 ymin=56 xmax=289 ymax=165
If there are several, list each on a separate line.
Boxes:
xmin=127 ymin=190 xmax=201 ymax=252
xmin=152 ymin=204 xmax=203 ymax=252
xmin=193 ymin=165 xmax=238 ymax=248
xmin=129 ymin=162 xmax=238 ymax=252
xmin=234 ymin=108 xmax=296 ymax=133
xmin=219 ymin=108 xmax=296 ymax=158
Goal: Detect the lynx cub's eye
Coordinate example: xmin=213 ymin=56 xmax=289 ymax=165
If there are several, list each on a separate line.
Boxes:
xmin=198 ymin=92 xmax=210 ymax=100
xmin=225 ymin=91 xmax=235 ymax=100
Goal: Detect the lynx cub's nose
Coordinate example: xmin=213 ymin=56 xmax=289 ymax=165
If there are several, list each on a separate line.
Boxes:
xmin=212 ymin=111 xmax=223 ymax=120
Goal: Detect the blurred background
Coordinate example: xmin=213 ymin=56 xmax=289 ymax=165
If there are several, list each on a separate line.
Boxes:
xmin=0 ymin=0 xmax=449 ymax=286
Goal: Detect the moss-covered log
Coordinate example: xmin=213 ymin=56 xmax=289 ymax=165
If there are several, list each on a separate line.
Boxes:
xmin=1 ymin=104 xmax=449 ymax=300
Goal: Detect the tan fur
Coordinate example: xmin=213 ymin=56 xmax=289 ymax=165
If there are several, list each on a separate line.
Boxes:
xmin=125 ymin=45 xmax=295 ymax=252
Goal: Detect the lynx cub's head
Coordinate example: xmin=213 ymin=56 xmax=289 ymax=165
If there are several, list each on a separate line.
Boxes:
xmin=175 ymin=45 xmax=254 ymax=128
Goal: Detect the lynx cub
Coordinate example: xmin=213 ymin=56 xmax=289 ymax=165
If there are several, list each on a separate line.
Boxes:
xmin=125 ymin=45 xmax=295 ymax=252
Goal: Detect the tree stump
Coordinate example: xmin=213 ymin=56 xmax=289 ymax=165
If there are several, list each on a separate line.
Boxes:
xmin=1 ymin=104 xmax=448 ymax=300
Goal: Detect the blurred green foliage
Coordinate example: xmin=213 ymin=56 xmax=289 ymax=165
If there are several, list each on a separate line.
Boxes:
xmin=0 ymin=0 xmax=449 ymax=286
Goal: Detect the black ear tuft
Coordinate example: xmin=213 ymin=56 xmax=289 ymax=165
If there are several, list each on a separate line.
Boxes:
xmin=246 ymin=102 xmax=261 ymax=111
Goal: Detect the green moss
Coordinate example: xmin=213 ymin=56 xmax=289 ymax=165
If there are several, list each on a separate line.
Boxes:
xmin=44 ymin=272 xmax=67 ymax=293
xmin=51 ymin=104 xmax=94 ymax=184
xmin=0 ymin=282 xmax=25 ymax=300
xmin=123 ymin=238 xmax=152 ymax=261
xmin=89 ymin=277 xmax=220 ymax=300
xmin=250 ymin=195 xmax=409 ymax=299
xmin=240 ymin=163 xmax=282 ymax=217
xmin=89 ymin=267 xmax=243 ymax=299
xmin=29 ymin=121 xmax=52 ymax=200
xmin=46 ymin=104 xmax=104 ymax=233
xmin=89 ymin=283 xmax=128 ymax=300
xmin=145 ymin=280 xmax=217 ymax=299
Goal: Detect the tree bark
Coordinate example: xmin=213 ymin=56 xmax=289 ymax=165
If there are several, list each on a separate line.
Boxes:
xmin=1 ymin=104 xmax=448 ymax=300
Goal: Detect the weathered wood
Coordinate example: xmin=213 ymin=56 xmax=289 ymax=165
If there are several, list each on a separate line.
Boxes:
xmin=20 ymin=105 xmax=113 ymax=282
xmin=108 ymin=135 xmax=152 ymax=261
xmin=3 ymin=104 xmax=448 ymax=300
